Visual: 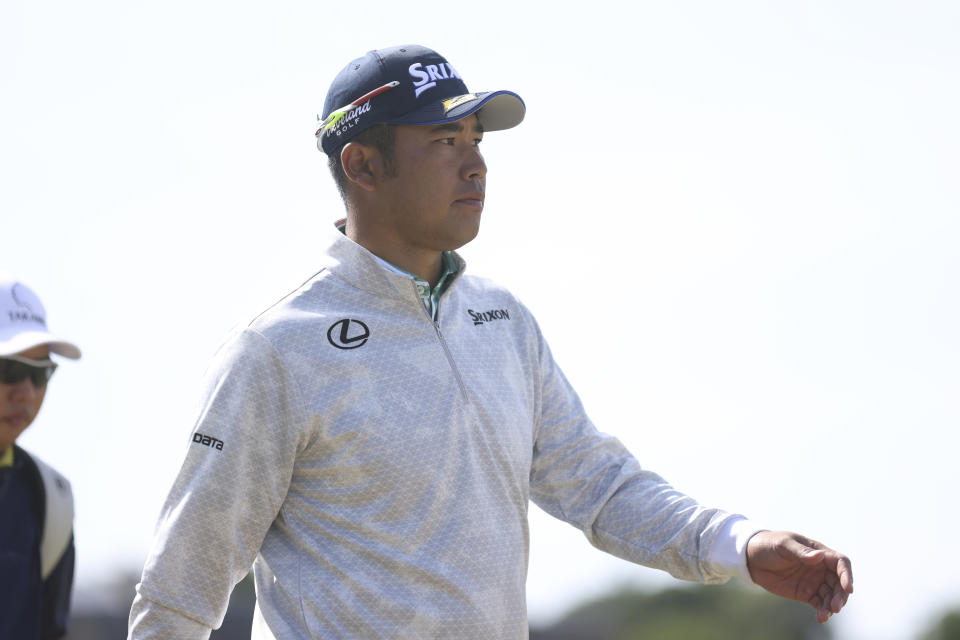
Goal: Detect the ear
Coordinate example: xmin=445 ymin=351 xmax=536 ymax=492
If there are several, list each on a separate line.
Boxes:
xmin=341 ymin=142 xmax=381 ymax=193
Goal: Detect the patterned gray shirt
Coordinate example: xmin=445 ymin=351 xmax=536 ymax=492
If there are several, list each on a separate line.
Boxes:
xmin=130 ymin=230 xmax=749 ymax=639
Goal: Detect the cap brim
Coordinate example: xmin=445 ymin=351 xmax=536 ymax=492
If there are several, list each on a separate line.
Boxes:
xmin=388 ymin=90 xmax=525 ymax=132
xmin=0 ymin=330 xmax=81 ymax=359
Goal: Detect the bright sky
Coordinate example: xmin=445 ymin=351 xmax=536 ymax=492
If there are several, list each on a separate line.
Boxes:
xmin=3 ymin=2 xmax=958 ymax=638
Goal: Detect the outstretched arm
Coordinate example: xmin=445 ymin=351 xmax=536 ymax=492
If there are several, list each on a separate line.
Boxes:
xmin=746 ymin=531 xmax=854 ymax=623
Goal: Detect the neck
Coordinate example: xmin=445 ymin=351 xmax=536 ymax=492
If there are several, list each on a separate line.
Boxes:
xmin=345 ymin=217 xmax=444 ymax=288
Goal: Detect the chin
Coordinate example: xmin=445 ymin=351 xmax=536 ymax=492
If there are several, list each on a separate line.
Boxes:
xmin=449 ymin=224 xmax=481 ymax=251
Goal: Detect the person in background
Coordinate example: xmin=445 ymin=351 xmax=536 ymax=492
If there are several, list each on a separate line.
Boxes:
xmin=0 ymin=275 xmax=81 ymax=639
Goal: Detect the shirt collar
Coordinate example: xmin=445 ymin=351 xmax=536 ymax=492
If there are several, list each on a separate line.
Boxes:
xmin=371 ymin=251 xmax=459 ymax=286
xmin=369 ymin=251 xmax=460 ymax=320
xmin=327 ymin=221 xmax=466 ymax=309
xmin=0 ymin=447 xmax=13 ymax=468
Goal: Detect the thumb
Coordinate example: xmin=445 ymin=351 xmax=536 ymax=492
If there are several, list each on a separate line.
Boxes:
xmin=786 ymin=538 xmax=825 ymax=565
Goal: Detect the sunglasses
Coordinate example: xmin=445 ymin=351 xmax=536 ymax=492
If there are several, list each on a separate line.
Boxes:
xmin=0 ymin=355 xmax=58 ymax=389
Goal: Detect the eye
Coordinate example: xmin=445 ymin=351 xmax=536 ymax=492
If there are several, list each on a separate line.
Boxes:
xmin=438 ymin=137 xmax=456 ymax=145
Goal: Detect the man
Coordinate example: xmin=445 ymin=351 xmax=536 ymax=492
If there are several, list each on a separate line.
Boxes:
xmin=129 ymin=45 xmax=852 ymax=639
xmin=1 ymin=276 xmax=81 ymax=639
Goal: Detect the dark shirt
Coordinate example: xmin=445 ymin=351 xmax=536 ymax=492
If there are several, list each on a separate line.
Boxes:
xmin=0 ymin=446 xmax=74 ymax=639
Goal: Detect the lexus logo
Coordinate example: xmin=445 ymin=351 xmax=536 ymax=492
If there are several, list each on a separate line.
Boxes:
xmin=327 ymin=319 xmax=370 ymax=349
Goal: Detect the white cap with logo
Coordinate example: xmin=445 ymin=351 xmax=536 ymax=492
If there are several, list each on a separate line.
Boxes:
xmin=0 ymin=276 xmax=81 ymax=359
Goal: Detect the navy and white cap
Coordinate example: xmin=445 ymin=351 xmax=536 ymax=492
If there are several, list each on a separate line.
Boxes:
xmin=317 ymin=45 xmax=525 ymax=155
xmin=0 ymin=276 xmax=81 ymax=359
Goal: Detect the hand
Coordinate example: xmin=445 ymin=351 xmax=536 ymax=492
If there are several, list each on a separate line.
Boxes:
xmin=746 ymin=531 xmax=853 ymax=623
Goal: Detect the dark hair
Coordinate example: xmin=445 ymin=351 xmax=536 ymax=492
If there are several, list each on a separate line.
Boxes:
xmin=327 ymin=124 xmax=398 ymax=206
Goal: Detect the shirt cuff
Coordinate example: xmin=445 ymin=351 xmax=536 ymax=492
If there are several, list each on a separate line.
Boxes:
xmin=710 ymin=516 xmax=768 ymax=584
xmin=128 ymin=591 xmax=213 ymax=640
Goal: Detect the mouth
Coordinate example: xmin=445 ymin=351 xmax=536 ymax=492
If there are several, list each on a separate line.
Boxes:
xmin=1 ymin=413 xmax=31 ymax=429
xmin=454 ymin=192 xmax=485 ymax=209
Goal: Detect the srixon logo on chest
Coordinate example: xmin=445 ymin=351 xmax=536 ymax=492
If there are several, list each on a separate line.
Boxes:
xmin=468 ymin=308 xmax=511 ymax=326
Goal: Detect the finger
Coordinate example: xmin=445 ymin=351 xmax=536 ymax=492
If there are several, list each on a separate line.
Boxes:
xmin=837 ymin=555 xmax=854 ymax=593
xmin=810 ymin=583 xmax=839 ymax=623
xmin=809 ymin=593 xmax=822 ymax=613
xmin=820 ymin=548 xmax=855 ymax=593
xmin=812 ymin=594 xmax=832 ymax=624
xmin=818 ymin=608 xmax=832 ymax=624
xmin=818 ymin=583 xmax=831 ymax=603
xmin=796 ymin=535 xmax=823 ymax=550
xmin=830 ymin=585 xmax=849 ymax=613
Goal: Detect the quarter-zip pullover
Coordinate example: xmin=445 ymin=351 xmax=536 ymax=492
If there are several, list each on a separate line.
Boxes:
xmin=130 ymin=230 xmax=754 ymax=639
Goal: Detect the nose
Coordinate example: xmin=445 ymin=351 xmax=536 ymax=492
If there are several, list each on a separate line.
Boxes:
xmin=462 ymin=148 xmax=487 ymax=182
xmin=8 ymin=378 xmax=41 ymax=402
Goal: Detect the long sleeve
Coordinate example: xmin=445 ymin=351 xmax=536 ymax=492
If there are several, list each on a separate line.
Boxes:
xmin=527 ymin=321 xmax=744 ymax=585
xmin=129 ymin=328 xmax=311 ymax=639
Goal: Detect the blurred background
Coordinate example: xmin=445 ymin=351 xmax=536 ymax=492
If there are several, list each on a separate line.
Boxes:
xmin=61 ymin=572 xmax=960 ymax=639
xmin=3 ymin=1 xmax=958 ymax=638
